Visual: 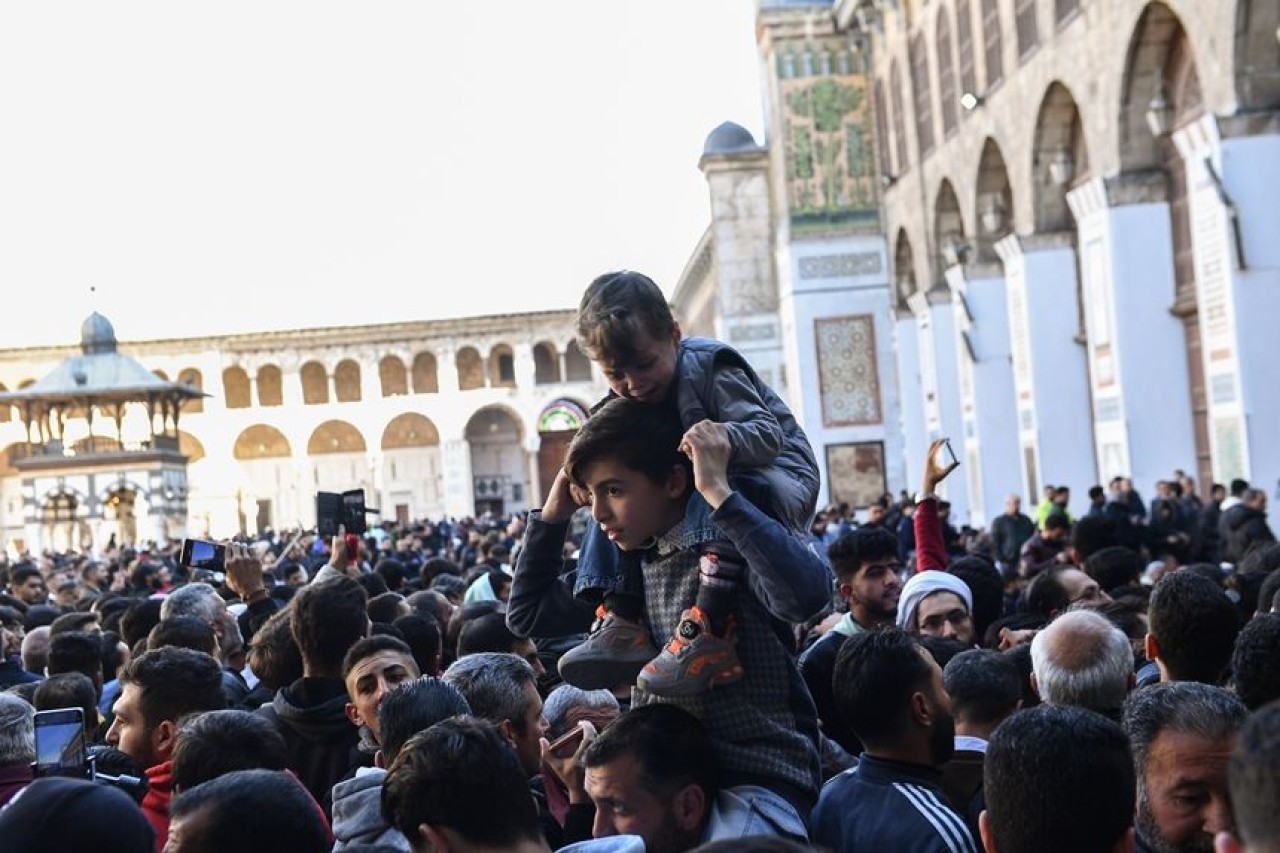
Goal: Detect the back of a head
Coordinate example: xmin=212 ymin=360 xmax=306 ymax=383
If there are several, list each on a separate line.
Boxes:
xmin=367 ymin=592 xmax=408 ymax=625
xmin=1031 ymin=610 xmax=1133 ymax=715
xmin=827 ymin=526 xmax=900 ymax=582
xmin=291 ymin=576 xmax=369 ymax=671
xmin=247 ymin=607 xmax=303 ymax=691
xmin=948 ymin=558 xmax=1003 ymax=641
xmin=832 ymin=628 xmax=933 ymax=748
xmin=49 ymin=611 xmax=98 ymax=635
xmin=942 ymin=649 xmax=1021 ymax=726
xmin=441 ymin=652 xmax=536 ymax=729
xmin=1072 ymin=515 xmax=1118 ymax=563
xmin=169 ymin=769 xmax=328 ymax=853
xmin=122 ymin=646 xmax=225 ymax=729
xmin=392 ymin=613 xmax=442 ymax=676
xmin=119 ymin=599 xmax=163 ymax=650
xmin=47 ymin=631 xmax=102 ymax=683
xmin=382 ymin=717 xmax=542 ymax=850
xmin=148 ymin=615 xmax=217 ymax=656
xmin=1240 ymin=541 xmax=1280 ymax=576
xmin=456 ymin=610 xmax=522 ymax=659
xmin=582 ymin=703 xmax=718 ymax=802
xmin=20 ymin=626 xmax=51 ymax=676
xmin=1231 ymin=613 xmax=1280 ymax=710
xmin=0 ymin=777 xmax=155 ymax=853
xmin=377 ymin=677 xmax=472 ymax=765
xmin=171 ymin=709 xmax=288 ymax=793
xmin=984 ymin=705 xmax=1134 ymax=853
xmin=1228 ymin=705 xmax=1280 ymax=851
xmin=33 ymin=672 xmax=97 ymax=730
xmin=0 ymin=691 xmax=35 ymax=766
xmin=1122 ymin=682 xmax=1247 ymax=782
xmin=1024 ymin=568 xmax=1070 ymax=617
xmin=1085 ymin=546 xmax=1141 ymax=593
xmin=1148 ymin=570 xmax=1240 ymax=683
xmin=445 ymin=600 xmax=502 ymax=664
xmin=576 ymin=269 xmax=675 ymax=363
xmin=160 ymin=582 xmax=221 ymax=623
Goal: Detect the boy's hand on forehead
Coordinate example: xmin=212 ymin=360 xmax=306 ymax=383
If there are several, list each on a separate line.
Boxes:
xmin=680 ymin=420 xmax=733 ymax=510
xmin=541 ymin=469 xmax=588 ymax=524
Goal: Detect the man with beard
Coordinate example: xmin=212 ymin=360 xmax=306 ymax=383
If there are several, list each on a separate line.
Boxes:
xmin=582 ymin=703 xmax=807 ymax=852
xmin=798 ymin=525 xmax=902 ymax=756
xmin=811 ymin=628 xmax=977 ymax=852
xmin=1122 ymin=682 xmax=1246 ymax=853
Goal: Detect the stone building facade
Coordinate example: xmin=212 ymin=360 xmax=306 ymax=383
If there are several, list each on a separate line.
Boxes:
xmin=0 ymin=311 xmax=606 ymax=551
xmin=829 ymin=0 xmax=1280 ymax=525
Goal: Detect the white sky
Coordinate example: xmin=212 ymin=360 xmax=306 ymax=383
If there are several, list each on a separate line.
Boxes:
xmin=0 ymin=2 xmax=766 ymax=348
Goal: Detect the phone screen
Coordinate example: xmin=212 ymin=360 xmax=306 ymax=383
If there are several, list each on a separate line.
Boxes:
xmin=35 ymin=710 xmax=86 ymax=777
xmin=343 ymin=490 xmax=367 ymax=535
xmin=181 ymin=539 xmax=225 ymax=571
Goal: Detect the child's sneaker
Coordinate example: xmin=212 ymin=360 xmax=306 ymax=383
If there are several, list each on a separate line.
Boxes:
xmin=557 ymin=606 xmax=658 ymax=690
xmin=636 ymin=606 xmax=744 ymax=698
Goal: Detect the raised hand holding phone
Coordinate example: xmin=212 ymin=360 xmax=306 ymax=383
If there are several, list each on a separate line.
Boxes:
xmin=923 ymin=437 xmax=961 ymax=497
xmin=540 ymin=720 xmax=598 ymax=803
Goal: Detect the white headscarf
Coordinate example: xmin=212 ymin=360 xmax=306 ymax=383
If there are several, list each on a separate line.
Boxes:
xmin=896 ymin=571 xmax=974 ymax=632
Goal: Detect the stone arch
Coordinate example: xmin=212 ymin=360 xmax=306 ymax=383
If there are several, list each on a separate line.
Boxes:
xmin=564 ymin=341 xmax=593 ymax=382
xmin=1234 ymin=0 xmax=1280 ymax=111
xmin=974 ymin=137 xmax=1014 ymax=261
xmin=233 ymin=424 xmax=292 ymax=460
xmin=178 ymin=368 xmax=204 ymax=413
xmin=1118 ymin=3 xmax=1202 ymax=173
xmin=936 ymin=7 xmax=958 ymax=139
xmin=488 ymin=344 xmax=516 ymax=388
xmin=379 ymin=355 xmax=408 ymax=397
xmin=308 ymin=420 xmax=367 ymax=455
xmin=178 ymin=430 xmax=206 ymax=463
xmin=381 ymin=413 xmax=441 ymax=450
xmin=301 ymin=361 xmax=329 ymax=405
xmin=456 ymin=347 xmax=485 ymax=391
xmin=222 ymin=366 xmax=251 ymax=410
xmin=411 ymin=351 xmax=439 ymax=394
xmin=934 ymin=179 xmax=966 ymax=272
xmin=536 ymin=398 xmax=590 ymax=503
xmin=1032 ymin=82 xmax=1089 ymax=233
xmin=533 ymin=342 xmax=561 ymax=385
xmin=465 ymin=405 xmax=528 ymax=514
xmin=893 ymin=228 xmax=919 ymax=307
xmin=257 ymin=364 xmax=284 ymax=407
xmin=334 ymin=359 xmax=362 ymax=403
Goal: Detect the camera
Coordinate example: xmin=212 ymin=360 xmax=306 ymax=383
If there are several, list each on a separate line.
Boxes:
xmin=316 ymin=489 xmax=375 ymax=537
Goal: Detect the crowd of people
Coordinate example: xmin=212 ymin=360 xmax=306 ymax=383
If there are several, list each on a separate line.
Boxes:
xmin=0 ymin=270 xmax=1278 ymax=853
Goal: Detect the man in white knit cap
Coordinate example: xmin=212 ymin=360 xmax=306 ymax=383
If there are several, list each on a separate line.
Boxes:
xmin=896 ymin=571 xmax=976 ymax=647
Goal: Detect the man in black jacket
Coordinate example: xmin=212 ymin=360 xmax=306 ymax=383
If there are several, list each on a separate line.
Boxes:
xmin=1221 ymin=488 xmax=1276 ymax=566
xmin=257 ymin=574 xmax=369 ymax=813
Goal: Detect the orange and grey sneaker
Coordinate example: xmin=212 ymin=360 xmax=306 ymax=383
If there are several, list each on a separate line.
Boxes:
xmin=557 ymin=606 xmax=658 ymax=691
xmin=636 ymin=606 xmax=744 ymax=698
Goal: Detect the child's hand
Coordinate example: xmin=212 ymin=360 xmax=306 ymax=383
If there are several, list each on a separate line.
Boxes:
xmin=543 ymin=469 xmax=587 ymax=524
xmin=680 ymin=420 xmax=733 ymax=509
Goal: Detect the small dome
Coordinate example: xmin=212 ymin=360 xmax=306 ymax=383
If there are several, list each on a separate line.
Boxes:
xmin=80 ymin=312 xmax=118 ymax=355
xmin=702 ymin=122 xmax=761 ymax=157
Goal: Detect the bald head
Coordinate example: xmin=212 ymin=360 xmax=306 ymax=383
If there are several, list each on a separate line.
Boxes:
xmin=1031 ymin=610 xmax=1132 ymax=715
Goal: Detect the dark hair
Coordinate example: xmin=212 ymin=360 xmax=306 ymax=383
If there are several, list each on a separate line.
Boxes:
xmin=148 ymin=616 xmax=217 ymax=655
xmin=827 ymin=526 xmax=900 ymax=583
xmin=392 ymin=613 xmax=442 ymax=677
xmin=1024 ymin=568 xmax=1071 ymax=618
xmin=948 ymin=558 xmax=1003 ymax=641
xmin=1240 ymin=542 xmax=1280 ymax=576
xmin=23 ymin=604 xmax=60 ymax=631
xmin=457 ymin=611 xmax=524 ymax=659
xmin=100 ymin=630 xmax=127 ymax=682
xmin=341 ymin=635 xmax=416 ymax=682
xmin=576 ymin=270 xmax=677 ymax=363
xmin=247 ymin=608 xmax=304 ymax=691
xmin=169 ymin=769 xmax=329 ymax=853
xmin=33 ymin=672 xmax=97 ymax=734
xmin=1070 ymin=515 xmax=1116 ymax=563
xmin=171 ymin=710 xmax=288 ymax=792
xmin=917 ymin=635 xmax=970 ymax=670
xmin=367 ymin=592 xmax=408 ymax=625
xmin=10 ymin=565 xmax=42 ymax=589
xmin=1148 ymin=570 xmax=1240 ymax=684
xmin=48 ymin=632 xmax=103 ymax=684
xmin=382 ymin=717 xmax=542 ymax=849
xmin=1088 ymin=485 xmax=1105 ymax=501
xmin=444 ymin=600 xmax=502 ymax=667
xmin=377 ymin=677 xmax=472 ymax=765
xmin=1229 ymin=705 xmax=1280 ymax=848
xmin=943 ymin=649 xmax=1021 ymax=725
xmin=565 ymin=397 xmax=688 ymax=492
xmin=374 ymin=559 xmax=406 ymax=592
xmin=1231 ymin=613 xmax=1280 ymax=711
xmin=291 ymin=577 xmax=369 ymax=670
xmin=1085 ymin=546 xmax=1141 ymax=592
xmin=0 ymin=605 xmax=23 ymax=629
xmin=1258 ymin=569 xmax=1280 ymax=616
xmin=985 ymin=705 xmax=1135 ymax=853
xmin=120 ymin=647 xmax=225 ymax=730
xmin=429 ymin=574 xmax=467 ymax=604
xmin=119 ymin=599 xmax=163 ymax=650
xmin=583 ymin=703 xmax=718 ymax=799
xmin=49 ymin=612 xmax=98 ymax=635
xmin=1043 ymin=513 xmax=1071 ymax=533
xmin=355 ymin=572 xmax=389 ymax=600
xmin=833 ymin=628 xmax=934 ymax=746
xmin=421 ymin=558 xmax=461 ymax=582
xmin=1002 ymin=643 xmax=1040 ymax=709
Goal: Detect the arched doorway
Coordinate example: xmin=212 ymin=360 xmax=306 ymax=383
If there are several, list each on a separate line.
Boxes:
xmin=464 ymin=406 xmax=527 ymax=516
xmin=380 ymin=413 xmax=443 ymax=523
xmin=974 ymin=137 xmax=1014 ymax=263
xmin=233 ymin=424 xmax=294 ymax=535
xmin=41 ymin=491 xmax=81 ymax=553
xmin=536 ymin=399 xmax=589 ymax=503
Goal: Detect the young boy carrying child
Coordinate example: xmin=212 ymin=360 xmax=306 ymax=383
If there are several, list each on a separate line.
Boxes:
xmin=556 ymin=270 xmax=821 ymax=697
